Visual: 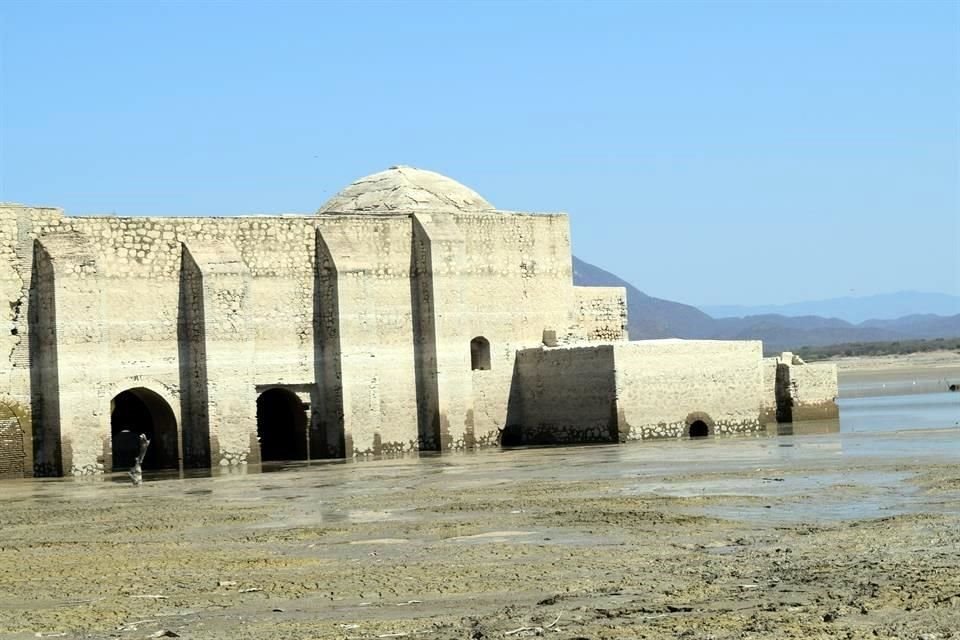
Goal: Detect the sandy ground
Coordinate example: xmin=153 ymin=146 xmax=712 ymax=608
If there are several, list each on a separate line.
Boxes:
xmin=1 ymin=429 xmax=958 ymax=640
xmin=832 ymin=350 xmax=960 ymax=397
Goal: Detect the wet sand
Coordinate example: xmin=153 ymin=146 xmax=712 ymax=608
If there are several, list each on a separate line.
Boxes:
xmin=1 ymin=429 xmax=958 ymax=639
xmin=835 ymin=350 xmax=960 ymax=398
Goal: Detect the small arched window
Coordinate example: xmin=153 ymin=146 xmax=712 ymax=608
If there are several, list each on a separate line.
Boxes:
xmin=470 ymin=336 xmax=491 ymax=371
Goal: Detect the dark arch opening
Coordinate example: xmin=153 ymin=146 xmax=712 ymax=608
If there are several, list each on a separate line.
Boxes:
xmin=257 ymin=388 xmax=308 ymax=462
xmin=111 ymin=388 xmax=179 ymax=472
xmin=689 ymin=420 xmax=709 ymax=438
xmin=471 ymin=336 xmax=491 ymax=371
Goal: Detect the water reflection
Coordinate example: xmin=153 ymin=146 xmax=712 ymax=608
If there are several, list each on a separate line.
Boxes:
xmin=839 ymin=391 xmax=960 ymax=433
xmin=1 ymin=391 xmax=956 ymax=504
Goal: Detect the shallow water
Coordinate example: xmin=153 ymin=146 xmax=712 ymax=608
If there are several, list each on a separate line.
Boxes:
xmin=1 ymin=422 xmax=957 ymax=526
xmin=839 ymin=391 xmax=960 ymax=433
xmin=1 ymin=385 xmax=956 ymax=535
xmin=840 ymin=371 xmax=960 ymax=398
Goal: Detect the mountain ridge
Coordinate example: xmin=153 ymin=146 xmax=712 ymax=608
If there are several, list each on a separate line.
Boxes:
xmin=701 ymin=291 xmax=960 ymax=324
xmin=571 ymin=256 xmax=960 ymax=353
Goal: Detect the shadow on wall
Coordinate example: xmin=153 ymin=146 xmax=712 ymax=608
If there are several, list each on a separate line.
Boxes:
xmin=29 ymin=241 xmax=62 ymax=476
xmin=499 ymin=357 xmax=524 ymax=447
xmin=313 ymin=231 xmax=346 ymax=459
xmin=177 ymin=246 xmax=212 ymax=469
xmin=774 ymin=363 xmax=794 ymax=423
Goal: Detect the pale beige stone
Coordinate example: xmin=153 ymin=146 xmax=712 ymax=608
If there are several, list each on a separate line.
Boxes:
xmin=0 ymin=170 xmax=837 ymax=478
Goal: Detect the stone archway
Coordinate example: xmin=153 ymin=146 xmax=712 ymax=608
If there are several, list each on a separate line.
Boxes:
xmin=685 ymin=412 xmax=714 ymax=439
xmin=256 ymin=388 xmax=308 ymax=462
xmin=110 ymin=388 xmax=180 ymax=472
xmin=689 ymin=420 xmax=709 ymax=438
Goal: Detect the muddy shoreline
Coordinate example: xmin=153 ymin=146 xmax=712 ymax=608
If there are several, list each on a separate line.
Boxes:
xmin=834 ymin=350 xmax=960 ymax=398
xmin=1 ymin=428 xmax=958 ymax=639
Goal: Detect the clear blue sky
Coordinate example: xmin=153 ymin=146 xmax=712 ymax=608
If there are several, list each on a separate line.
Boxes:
xmin=1 ymin=0 xmax=957 ymax=306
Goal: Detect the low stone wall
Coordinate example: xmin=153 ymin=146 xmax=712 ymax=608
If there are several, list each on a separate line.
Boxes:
xmin=760 ymin=353 xmax=839 ymax=424
xmin=613 ymin=340 xmax=764 ymax=440
xmin=760 ymin=358 xmax=779 ymax=423
xmin=787 ymin=362 xmax=840 ymax=421
xmin=511 ymin=345 xmax=618 ymax=445
xmin=512 ymin=339 xmax=769 ymax=444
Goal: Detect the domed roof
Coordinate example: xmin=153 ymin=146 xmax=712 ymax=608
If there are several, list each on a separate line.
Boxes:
xmin=317 ymin=166 xmax=494 ymax=214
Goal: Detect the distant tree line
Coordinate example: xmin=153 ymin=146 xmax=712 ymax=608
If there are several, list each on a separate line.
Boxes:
xmin=796 ymin=337 xmax=960 ymax=361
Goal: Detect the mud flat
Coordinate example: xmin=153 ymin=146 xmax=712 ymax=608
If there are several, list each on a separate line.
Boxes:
xmin=1 ymin=428 xmax=958 ymax=640
xmin=834 ymin=350 xmax=960 ymax=397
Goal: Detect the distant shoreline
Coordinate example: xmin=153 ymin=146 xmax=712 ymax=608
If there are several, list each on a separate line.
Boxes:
xmin=831 ymin=350 xmax=960 ymax=398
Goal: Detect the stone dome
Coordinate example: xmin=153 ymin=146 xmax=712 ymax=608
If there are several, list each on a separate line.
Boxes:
xmin=317 ymin=166 xmax=494 ymax=214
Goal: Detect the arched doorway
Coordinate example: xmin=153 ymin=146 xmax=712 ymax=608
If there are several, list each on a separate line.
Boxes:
xmin=256 ymin=388 xmax=308 ymax=462
xmin=111 ymin=388 xmax=180 ymax=472
xmin=689 ymin=420 xmax=709 ymax=438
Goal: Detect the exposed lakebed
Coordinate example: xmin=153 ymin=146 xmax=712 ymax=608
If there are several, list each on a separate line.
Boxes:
xmin=0 ymin=380 xmax=958 ymax=639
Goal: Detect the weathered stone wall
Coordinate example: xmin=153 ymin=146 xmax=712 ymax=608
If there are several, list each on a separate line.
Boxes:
xmin=0 ymin=207 xmax=36 ymax=476
xmin=786 ymin=362 xmax=840 ymax=421
xmin=314 ymin=215 xmax=420 ymax=457
xmin=760 ymin=354 xmax=839 ymax=424
xmin=571 ymin=286 xmax=627 ymax=342
xmin=455 ymin=212 xmax=576 ymax=446
xmin=0 ymin=209 xmax=25 ymax=394
xmin=8 ymin=206 xmax=570 ymax=471
xmin=0 ymin=403 xmax=26 ymax=477
xmin=180 ymin=240 xmax=255 ymax=466
xmin=613 ymin=340 xmax=764 ymax=439
xmin=32 ymin=232 xmax=110 ymax=474
xmin=0 ymin=198 xmax=840 ymax=476
xmin=760 ymin=358 xmax=779 ymax=424
xmin=0 ymin=206 xmax=63 ymax=475
xmin=21 ymin=215 xmax=326 ymax=472
xmin=0 ymin=209 xmax=326 ymax=473
xmin=512 ymin=345 xmax=618 ymax=444
xmin=410 ymin=214 xmax=474 ymax=451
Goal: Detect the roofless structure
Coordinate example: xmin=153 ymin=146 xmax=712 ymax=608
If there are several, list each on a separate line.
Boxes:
xmin=0 ymin=167 xmax=838 ymax=477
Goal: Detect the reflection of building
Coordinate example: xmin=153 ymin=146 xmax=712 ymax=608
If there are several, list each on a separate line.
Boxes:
xmin=0 ymin=167 xmax=838 ymax=477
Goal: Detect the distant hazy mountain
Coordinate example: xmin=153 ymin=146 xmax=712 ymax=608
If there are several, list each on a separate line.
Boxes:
xmin=708 ymin=314 xmax=912 ymax=351
xmin=571 ymin=256 xmax=715 ymax=339
xmin=572 ymin=256 xmax=960 ymax=353
xmin=701 ymin=291 xmax=960 ymax=324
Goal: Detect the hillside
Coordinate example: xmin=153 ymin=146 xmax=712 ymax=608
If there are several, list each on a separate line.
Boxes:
xmin=571 ymin=257 xmax=714 ymax=339
xmin=571 ymin=256 xmax=960 ymax=352
xmin=701 ymin=291 xmax=960 ymax=323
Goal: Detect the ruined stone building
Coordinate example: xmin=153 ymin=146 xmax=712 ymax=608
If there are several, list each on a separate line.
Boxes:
xmin=0 ymin=166 xmax=839 ymax=478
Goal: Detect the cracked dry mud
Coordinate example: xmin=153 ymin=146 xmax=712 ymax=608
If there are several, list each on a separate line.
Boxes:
xmin=0 ymin=433 xmax=958 ymax=640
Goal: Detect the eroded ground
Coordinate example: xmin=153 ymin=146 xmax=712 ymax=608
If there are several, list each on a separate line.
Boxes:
xmin=1 ymin=430 xmax=959 ymax=639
